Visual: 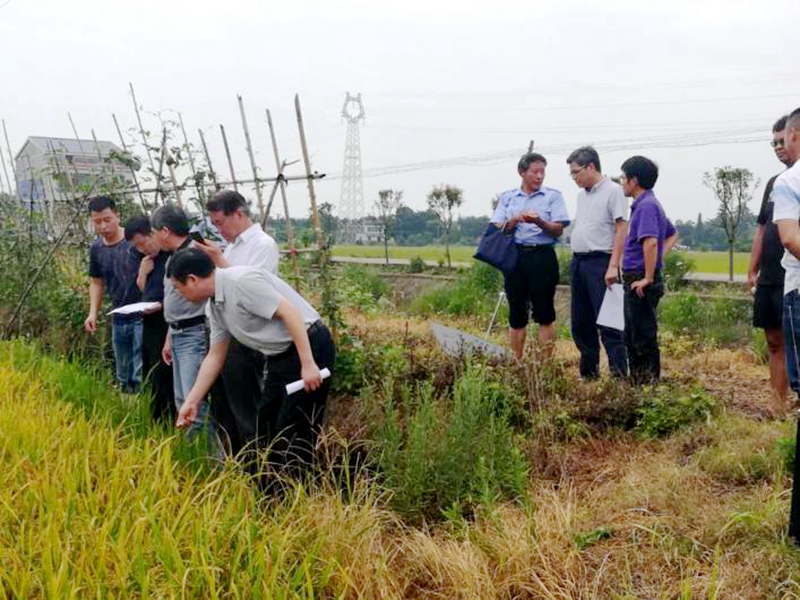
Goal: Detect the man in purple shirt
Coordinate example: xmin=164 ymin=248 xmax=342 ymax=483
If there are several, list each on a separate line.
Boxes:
xmin=619 ymin=156 xmax=678 ymax=383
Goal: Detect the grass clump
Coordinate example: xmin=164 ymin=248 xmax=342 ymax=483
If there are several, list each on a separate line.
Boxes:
xmin=368 ymin=363 xmax=529 ymax=522
xmin=409 ymin=260 xmax=503 ymax=317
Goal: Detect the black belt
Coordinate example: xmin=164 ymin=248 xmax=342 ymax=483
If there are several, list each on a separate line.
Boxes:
xmin=516 ymin=244 xmax=553 ymax=253
xmin=573 ymin=251 xmax=611 ymax=259
xmin=622 ymin=270 xmax=662 ymax=285
xmin=168 ymin=315 xmax=206 ymax=330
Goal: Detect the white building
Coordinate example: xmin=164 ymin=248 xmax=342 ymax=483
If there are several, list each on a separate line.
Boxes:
xmin=13 ymin=136 xmax=138 ymax=231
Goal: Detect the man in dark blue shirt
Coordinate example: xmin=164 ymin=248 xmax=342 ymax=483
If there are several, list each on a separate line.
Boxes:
xmin=84 ymin=196 xmax=142 ymax=393
xmin=125 ymin=214 xmax=175 ymax=422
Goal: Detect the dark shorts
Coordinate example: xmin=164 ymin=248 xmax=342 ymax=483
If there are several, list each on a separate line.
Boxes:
xmin=504 ymin=245 xmax=559 ymax=329
xmin=754 ymin=285 xmax=783 ymax=330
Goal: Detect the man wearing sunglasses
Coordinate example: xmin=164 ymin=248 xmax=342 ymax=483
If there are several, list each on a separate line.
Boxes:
xmin=747 ymin=115 xmax=793 ymax=414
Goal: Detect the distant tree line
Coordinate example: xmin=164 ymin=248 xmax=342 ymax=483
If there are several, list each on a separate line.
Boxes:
xmin=673 ymin=209 xmax=757 ymax=252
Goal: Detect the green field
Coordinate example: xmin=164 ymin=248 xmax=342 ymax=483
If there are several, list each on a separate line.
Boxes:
xmin=332 ymin=245 xmax=751 ymax=274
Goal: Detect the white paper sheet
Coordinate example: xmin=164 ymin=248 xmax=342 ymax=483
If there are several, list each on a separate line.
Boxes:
xmin=596 ymin=284 xmax=625 ymax=331
xmin=108 ymin=301 xmax=162 ymax=316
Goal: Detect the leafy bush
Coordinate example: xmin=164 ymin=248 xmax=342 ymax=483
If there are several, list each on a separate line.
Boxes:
xmin=408 ymin=255 xmax=426 ymax=273
xmin=409 ymin=260 xmax=506 ymax=317
xmin=663 ymin=250 xmax=695 ymax=289
xmin=659 ymin=292 xmax=751 ymax=345
xmin=635 ymin=386 xmax=716 ymax=438
xmin=369 ymin=364 xmax=529 ymax=522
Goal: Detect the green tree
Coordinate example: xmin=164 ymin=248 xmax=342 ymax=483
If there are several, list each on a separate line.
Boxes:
xmin=703 ymin=167 xmax=758 ymax=281
xmin=427 ymin=184 xmax=463 ymax=268
xmin=373 ymin=189 xmax=403 ymax=265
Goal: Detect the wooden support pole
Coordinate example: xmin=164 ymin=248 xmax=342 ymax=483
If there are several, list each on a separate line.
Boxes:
xmin=294 ymin=94 xmax=324 ymax=251
xmin=0 ymin=145 xmax=11 ymax=195
xmin=237 ymin=95 xmax=264 ymax=220
xmin=2 ymin=119 xmax=19 ymax=197
xmin=265 ymin=108 xmax=300 ymax=281
xmin=155 ymin=127 xmax=168 ymax=204
xmin=112 ymin=113 xmax=147 ymax=210
xmin=198 ymin=128 xmax=219 ymax=195
xmin=219 ymin=124 xmax=238 ymax=192
xmin=178 ymin=113 xmax=202 ymax=204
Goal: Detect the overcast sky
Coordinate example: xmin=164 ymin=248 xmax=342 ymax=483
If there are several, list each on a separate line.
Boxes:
xmin=1 ymin=0 xmax=799 ymax=223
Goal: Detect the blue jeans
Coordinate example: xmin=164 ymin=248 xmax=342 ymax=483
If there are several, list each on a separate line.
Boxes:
xmin=112 ymin=317 xmax=143 ymax=393
xmin=171 ymin=324 xmax=216 ymax=446
xmin=783 ymin=290 xmax=800 ymax=395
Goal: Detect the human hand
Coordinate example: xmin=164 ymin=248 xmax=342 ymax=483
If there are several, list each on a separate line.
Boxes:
xmin=142 ymin=302 xmax=162 ymax=315
xmin=194 ymin=239 xmax=224 ymax=265
xmin=520 ymin=210 xmax=540 ymax=224
xmin=631 ymin=277 xmax=652 ymax=298
xmin=139 ymin=256 xmax=155 ymax=278
xmin=604 ymin=266 xmax=619 ymax=287
xmin=84 ymin=313 xmax=97 ymax=334
xmin=161 ymin=338 xmax=173 ymax=365
xmin=747 ymin=271 xmax=758 ymax=292
xmin=176 ymin=400 xmax=199 ymax=429
xmin=300 ymin=362 xmax=323 ymax=393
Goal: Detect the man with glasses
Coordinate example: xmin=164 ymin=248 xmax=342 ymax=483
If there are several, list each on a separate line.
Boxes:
xmin=747 ymin=115 xmax=793 ymax=414
xmin=566 ymin=146 xmax=628 ymax=380
xmin=772 ymin=106 xmax=800 ymax=542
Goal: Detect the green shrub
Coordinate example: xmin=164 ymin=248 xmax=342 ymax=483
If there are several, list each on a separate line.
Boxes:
xmin=635 ymin=386 xmax=716 ymax=438
xmin=663 ymin=250 xmax=695 ymax=289
xmin=659 ymin=292 xmax=751 ymax=345
xmin=370 ymin=363 xmax=529 ymax=522
xmin=408 ymin=255 xmax=426 ymax=273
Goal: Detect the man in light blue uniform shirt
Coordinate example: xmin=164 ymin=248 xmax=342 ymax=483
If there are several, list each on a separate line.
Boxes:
xmin=491 ymin=152 xmax=570 ymax=359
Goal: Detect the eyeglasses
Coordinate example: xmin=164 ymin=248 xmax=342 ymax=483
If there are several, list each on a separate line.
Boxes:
xmin=771 ymin=139 xmax=786 ymax=148
xmin=570 ymin=165 xmax=587 ymax=178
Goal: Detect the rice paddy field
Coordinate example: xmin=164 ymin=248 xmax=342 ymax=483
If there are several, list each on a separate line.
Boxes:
xmin=331 ymin=245 xmax=751 ymax=275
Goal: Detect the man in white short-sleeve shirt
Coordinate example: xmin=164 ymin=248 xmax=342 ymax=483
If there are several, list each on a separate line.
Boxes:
xmin=567 ymin=146 xmax=629 ymax=379
xmin=169 ymin=247 xmax=335 ymax=477
xmin=196 ymin=190 xmax=280 ymax=455
xmin=771 ymin=105 xmax=800 ymax=542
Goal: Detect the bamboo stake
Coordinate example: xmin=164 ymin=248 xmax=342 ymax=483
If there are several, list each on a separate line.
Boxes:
xmin=0 ymin=146 xmax=9 ymax=195
xmin=67 ymin=112 xmax=85 ymax=154
xmin=219 ymin=124 xmax=238 ymax=192
xmin=266 ymin=109 xmax=296 ymax=242
xmin=237 ymin=95 xmax=264 ymax=219
xmin=2 ymin=119 xmax=19 ymax=197
xmin=112 ymin=113 xmax=147 ymax=210
xmin=294 ymin=94 xmax=323 ymax=249
xmin=198 ymin=128 xmax=219 ymax=194
xmin=163 ymin=137 xmax=183 ymax=208
xmin=178 ymin=113 xmax=202 ymax=204
xmin=154 ymin=127 xmax=168 ymax=204
xmin=129 ymin=82 xmax=156 ymax=176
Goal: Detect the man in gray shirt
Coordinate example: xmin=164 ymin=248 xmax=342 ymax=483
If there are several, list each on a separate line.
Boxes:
xmin=567 ymin=146 xmax=628 ymax=379
xmin=169 ymin=247 xmax=335 ymax=479
xmin=151 ymin=204 xmax=216 ymax=446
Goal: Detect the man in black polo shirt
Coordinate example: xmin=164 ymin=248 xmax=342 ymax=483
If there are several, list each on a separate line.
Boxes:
xmin=748 ymin=115 xmax=794 ymax=414
xmin=84 ymin=196 xmax=142 ymax=393
xmin=125 ymin=215 xmax=175 ymax=423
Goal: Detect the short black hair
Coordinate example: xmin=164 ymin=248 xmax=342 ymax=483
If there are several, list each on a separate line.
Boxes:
xmin=566 ymin=146 xmax=601 ymax=172
xmin=517 ymin=152 xmax=547 ymax=173
xmin=124 ymin=215 xmax=152 ymax=241
xmin=151 ymin=203 xmax=190 ymax=237
xmin=206 ymin=189 xmax=250 ymax=216
xmin=774 ymin=115 xmax=789 ymax=133
xmin=787 ymin=108 xmax=800 ymax=132
xmin=167 ymin=247 xmax=215 ymax=283
xmin=88 ymin=196 xmax=117 ymax=214
xmin=620 ymin=156 xmax=659 ymax=190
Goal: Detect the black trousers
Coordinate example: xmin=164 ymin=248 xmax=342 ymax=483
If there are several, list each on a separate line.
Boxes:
xmin=570 ymin=253 xmax=628 ymax=379
xmin=623 ymin=272 xmax=664 ymax=384
xmin=260 ymin=322 xmax=336 ymax=476
xmin=220 ymin=339 xmax=267 ymax=455
xmin=141 ymin=313 xmax=175 ymax=423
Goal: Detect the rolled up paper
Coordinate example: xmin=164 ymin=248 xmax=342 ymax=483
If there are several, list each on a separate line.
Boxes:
xmin=285 ymin=367 xmax=331 ymax=395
